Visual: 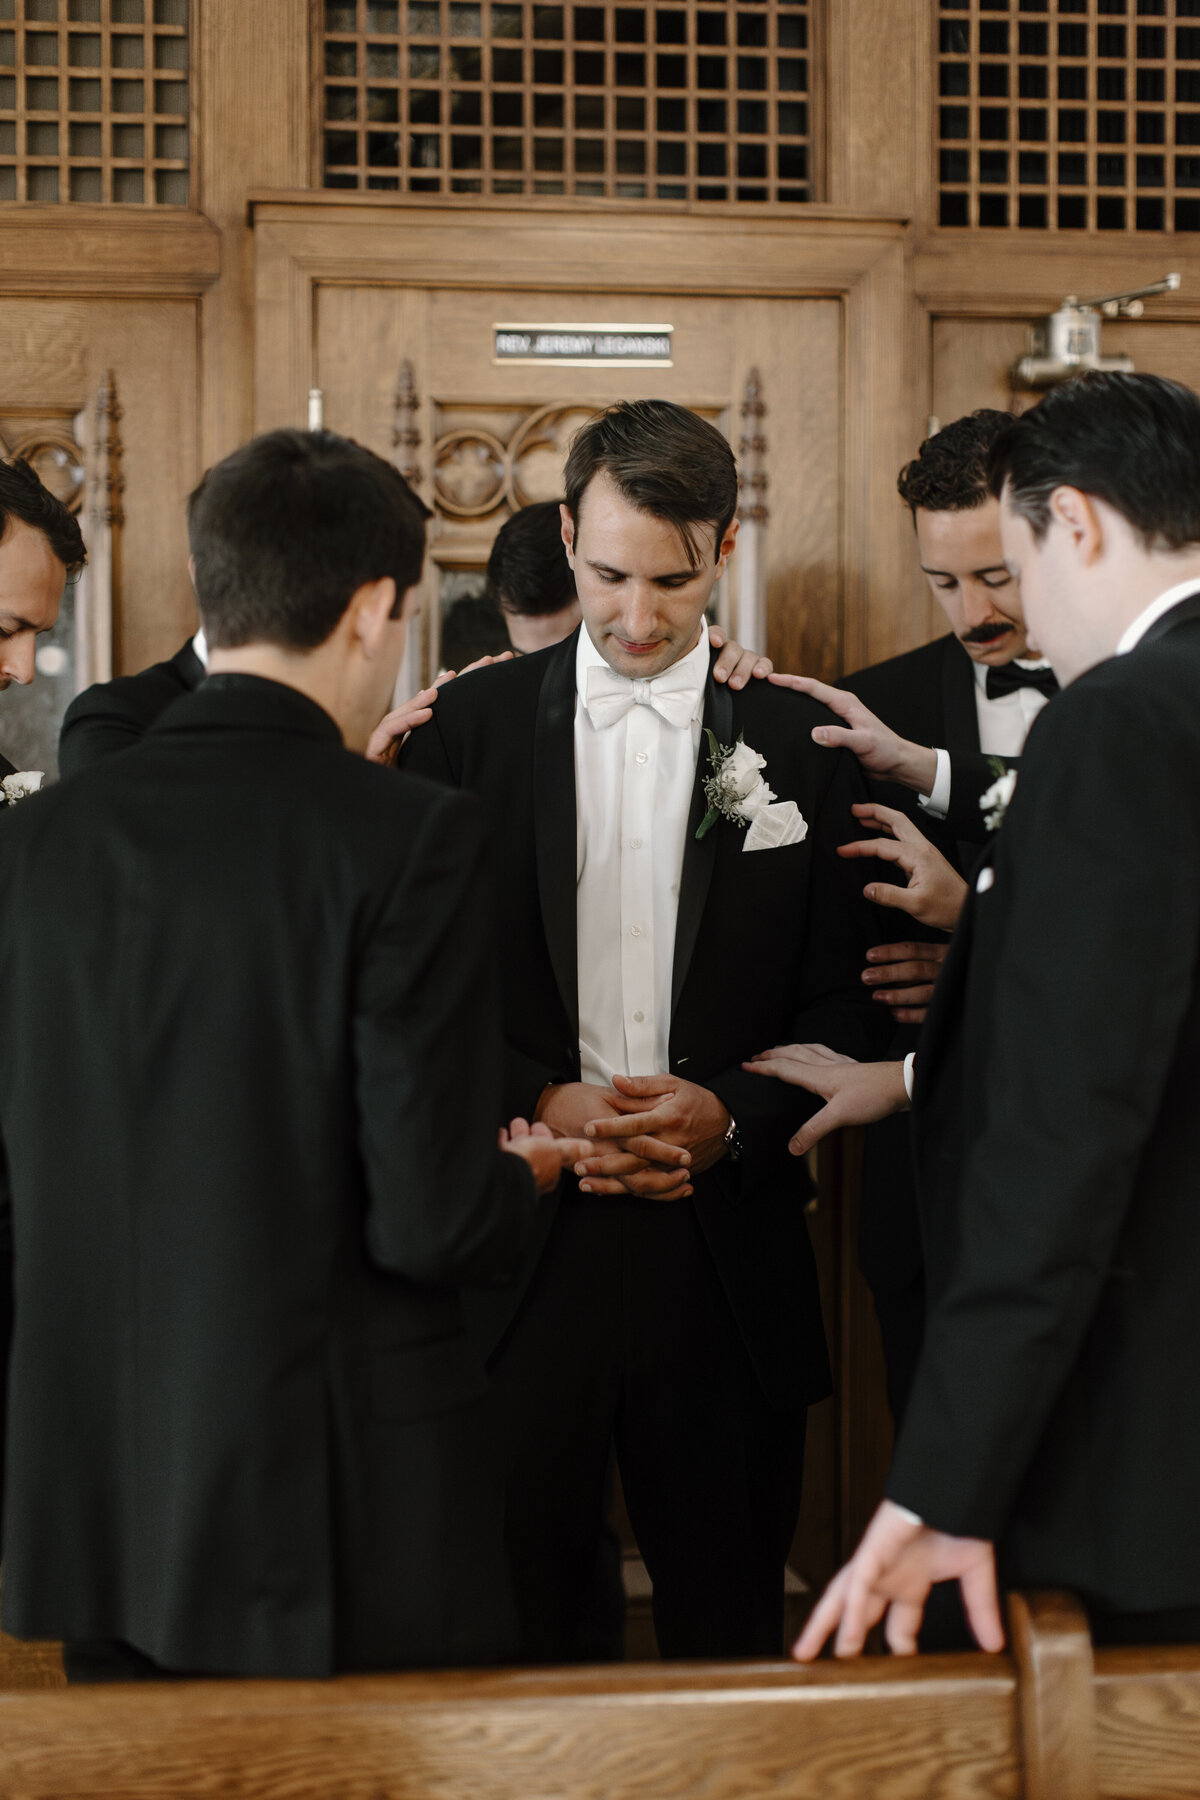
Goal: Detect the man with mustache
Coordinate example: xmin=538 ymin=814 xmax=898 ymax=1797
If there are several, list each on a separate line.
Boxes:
xmin=773 ymin=413 xmax=1058 ymax=1432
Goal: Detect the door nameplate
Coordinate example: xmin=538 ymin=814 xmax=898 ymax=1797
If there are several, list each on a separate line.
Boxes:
xmin=492 ymin=323 xmax=674 ymax=367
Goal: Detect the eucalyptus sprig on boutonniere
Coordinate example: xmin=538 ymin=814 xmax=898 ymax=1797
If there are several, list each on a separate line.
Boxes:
xmin=980 ymin=755 xmax=1018 ymax=833
xmin=695 ymin=732 xmax=808 ymax=851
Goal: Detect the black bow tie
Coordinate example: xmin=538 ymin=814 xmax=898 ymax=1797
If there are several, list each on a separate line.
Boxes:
xmin=985 ymin=662 xmax=1059 ymax=702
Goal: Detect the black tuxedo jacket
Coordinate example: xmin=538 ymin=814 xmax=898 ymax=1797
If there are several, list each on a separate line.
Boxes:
xmin=889 ymin=593 xmax=1200 ymax=1612
xmin=59 ymin=637 xmax=204 ymax=777
xmin=0 ymin=675 xmax=537 ymax=1676
xmin=840 ymin=633 xmax=1015 ymax=867
xmin=400 ymin=630 xmax=890 ymax=1410
xmin=0 ymin=750 xmax=15 ymax=780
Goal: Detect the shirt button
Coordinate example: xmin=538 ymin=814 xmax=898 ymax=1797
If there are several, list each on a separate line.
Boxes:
xmin=633 ymin=1009 xmax=645 ymax=1023
xmin=630 ymin=924 xmax=643 ymax=937
xmin=635 ymin=751 xmax=648 ymax=765
xmin=630 ymin=837 xmax=642 ymax=850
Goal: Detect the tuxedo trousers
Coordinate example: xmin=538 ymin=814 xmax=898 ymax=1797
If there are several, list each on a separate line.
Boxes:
xmin=487 ymin=1186 xmax=809 ymax=1662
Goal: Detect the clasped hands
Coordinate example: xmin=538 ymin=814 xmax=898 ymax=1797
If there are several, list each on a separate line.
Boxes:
xmin=535 ymin=1074 xmax=733 ymax=1200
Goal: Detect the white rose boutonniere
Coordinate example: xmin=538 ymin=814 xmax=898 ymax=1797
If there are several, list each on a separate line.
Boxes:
xmin=980 ymin=758 xmax=1017 ymax=833
xmin=0 ymin=771 xmax=43 ymax=807
xmin=696 ymin=732 xmax=808 ymax=852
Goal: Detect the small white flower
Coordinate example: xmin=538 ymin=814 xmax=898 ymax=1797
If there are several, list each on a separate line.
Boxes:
xmin=1 ymin=771 xmax=43 ymax=806
xmin=980 ymin=767 xmax=1017 ymax=833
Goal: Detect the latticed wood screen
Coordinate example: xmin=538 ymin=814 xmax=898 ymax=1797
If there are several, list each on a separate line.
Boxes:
xmin=319 ymin=0 xmax=813 ymax=202
xmin=0 ymin=0 xmax=189 ymax=206
xmin=938 ymin=0 xmax=1200 ymax=232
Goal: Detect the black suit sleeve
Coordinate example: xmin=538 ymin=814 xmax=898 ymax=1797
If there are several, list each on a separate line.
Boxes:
xmin=707 ymin=747 xmax=893 ymax=1183
xmin=399 ymin=707 xmax=568 ymax=1121
xmin=889 ymin=679 xmax=1200 ymax=1538
xmin=354 ymin=782 xmax=538 ymax=1288
xmin=943 ymin=751 xmax=1019 ymax=843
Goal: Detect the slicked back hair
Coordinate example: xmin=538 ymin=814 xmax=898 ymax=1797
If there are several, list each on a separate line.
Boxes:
xmin=987 ymin=370 xmax=1200 ymax=550
xmin=563 ymin=399 xmax=738 ymax=571
xmin=896 ymin=409 xmax=1013 ymax=518
xmin=486 ymin=500 xmax=577 ymax=618
xmin=0 ymin=458 xmax=86 ymax=575
xmin=187 ymin=428 xmax=431 ymax=651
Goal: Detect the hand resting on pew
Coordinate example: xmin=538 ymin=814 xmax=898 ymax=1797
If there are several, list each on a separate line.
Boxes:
xmin=792 ymin=1497 xmax=1003 ymax=1661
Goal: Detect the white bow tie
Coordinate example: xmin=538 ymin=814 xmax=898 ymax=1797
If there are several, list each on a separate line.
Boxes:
xmin=584 ymin=660 xmax=702 ymax=731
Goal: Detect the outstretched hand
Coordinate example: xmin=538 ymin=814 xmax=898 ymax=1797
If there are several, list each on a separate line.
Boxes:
xmin=767 ymin=673 xmax=938 ymax=797
xmin=366 ymin=652 xmax=515 ymax=765
xmin=792 ymin=1498 xmax=1004 ymax=1661
xmin=743 ymin=1043 xmax=908 ymax=1155
xmin=708 ymin=626 xmax=773 ymax=690
xmin=863 ymin=938 xmax=950 ymax=1026
xmin=842 ymin=803 xmax=968 ymax=934
xmin=500 ymin=1117 xmax=595 ymax=1196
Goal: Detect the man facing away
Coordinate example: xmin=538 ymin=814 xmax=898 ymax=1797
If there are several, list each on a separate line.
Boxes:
xmin=0 ymin=428 xmax=587 ymax=1681
xmin=776 ymin=370 xmax=1200 ymax=1658
xmin=401 ymin=399 xmax=888 ymax=1661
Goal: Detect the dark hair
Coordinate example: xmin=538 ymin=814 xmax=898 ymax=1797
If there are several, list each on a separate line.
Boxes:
xmin=563 ymin=399 xmax=738 ymax=570
xmin=896 ymin=410 xmax=1013 ymax=518
xmin=986 ymin=370 xmax=1200 ymax=550
xmin=486 ymin=500 xmax=576 ymax=618
xmin=0 ymin=457 xmax=86 ymax=576
xmin=441 ymin=593 xmax=512 ymax=670
xmin=187 ymin=428 xmax=431 ymax=651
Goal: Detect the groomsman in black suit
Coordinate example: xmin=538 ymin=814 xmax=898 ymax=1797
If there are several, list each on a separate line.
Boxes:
xmin=774 ymin=413 xmax=1058 ymax=1424
xmin=0 ymin=427 xmax=589 ymax=1680
xmin=401 ymin=399 xmax=888 ymax=1661
xmin=59 ymin=632 xmax=205 ymax=775
xmin=0 ymin=457 xmax=86 ymax=774
xmin=778 ymin=370 xmax=1200 ymax=1656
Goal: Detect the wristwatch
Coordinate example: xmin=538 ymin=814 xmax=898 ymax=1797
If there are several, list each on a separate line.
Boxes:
xmin=723 ymin=1115 xmax=743 ymax=1163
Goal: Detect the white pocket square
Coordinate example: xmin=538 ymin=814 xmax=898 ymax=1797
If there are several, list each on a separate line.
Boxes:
xmin=976 ymin=866 xmax=995 ymax=893
xmin=743 ymin=801 xmax=809 ymax=852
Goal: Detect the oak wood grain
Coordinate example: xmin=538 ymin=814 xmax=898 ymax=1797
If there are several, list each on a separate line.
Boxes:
xmin=0 ymin=1656 xmax=1021 ymax=1800
xmin=1009 ymin=1591 xmax=1098 ymax=1800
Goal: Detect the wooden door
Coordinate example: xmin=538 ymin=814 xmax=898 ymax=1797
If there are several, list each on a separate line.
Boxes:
xmin=315 ymin=282 xmax=841 ymax=688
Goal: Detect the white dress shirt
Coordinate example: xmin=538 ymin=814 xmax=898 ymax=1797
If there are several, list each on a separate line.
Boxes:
xmin=1115 ymin=576 xmax=1200 ymax=655
xmin=574 ymin=624 xmax=710 ymax=1088
xmin=192 ymin=628 xmax=208 ymax=669
xmin=919 ymin=657 xmax=1054 ymax=821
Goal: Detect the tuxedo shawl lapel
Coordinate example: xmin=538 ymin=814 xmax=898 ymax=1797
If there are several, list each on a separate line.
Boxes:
xmin=1139 ymin=586 xmax=1200 ymax=646
xmin=942 ymin=636 xmax=981 ymax=753
xmin=534 ymin=629 xmax=581 ymax=1045
xmin=671 ymin=661 xmax=733 ymax=1019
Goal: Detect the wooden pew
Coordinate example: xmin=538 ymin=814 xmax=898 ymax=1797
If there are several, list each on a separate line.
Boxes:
xmin=0 ymin=1594 xmax=1197 ymax=1799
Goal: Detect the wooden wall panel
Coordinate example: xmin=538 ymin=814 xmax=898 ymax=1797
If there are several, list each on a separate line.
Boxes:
xmin=0 ymin=296 xmax=198 ymax=675
xmin=932 ymin=313 xmax=1200 ymax=423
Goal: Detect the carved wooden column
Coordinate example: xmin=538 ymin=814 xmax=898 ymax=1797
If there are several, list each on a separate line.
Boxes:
xmin=75 ymin=370 xmax=123 ymax=692
xmin=736 ymin=369 xmax=768 ymax=654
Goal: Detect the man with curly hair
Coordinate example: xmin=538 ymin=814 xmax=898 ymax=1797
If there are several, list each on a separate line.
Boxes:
xmin=0 ymin=457 xmax=86 ymax=773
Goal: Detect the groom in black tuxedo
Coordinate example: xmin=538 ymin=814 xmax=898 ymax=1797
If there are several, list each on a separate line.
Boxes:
xmin=0 ymin=428 xmax=589 ymax=1680
xmin=789 ymin=370 xmax=1200 ymax=1657
xmin=401 ymin=399 xmax=888 ymax=1660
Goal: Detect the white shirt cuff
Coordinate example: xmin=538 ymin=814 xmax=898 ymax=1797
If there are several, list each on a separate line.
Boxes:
xmin=890 ymin=1502 xmax=924 ymax=1529
xmin=902 ymin=1052 xmax=916 ymax=1102
xmin=916 ymin=747 xmax=951 ymax=821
